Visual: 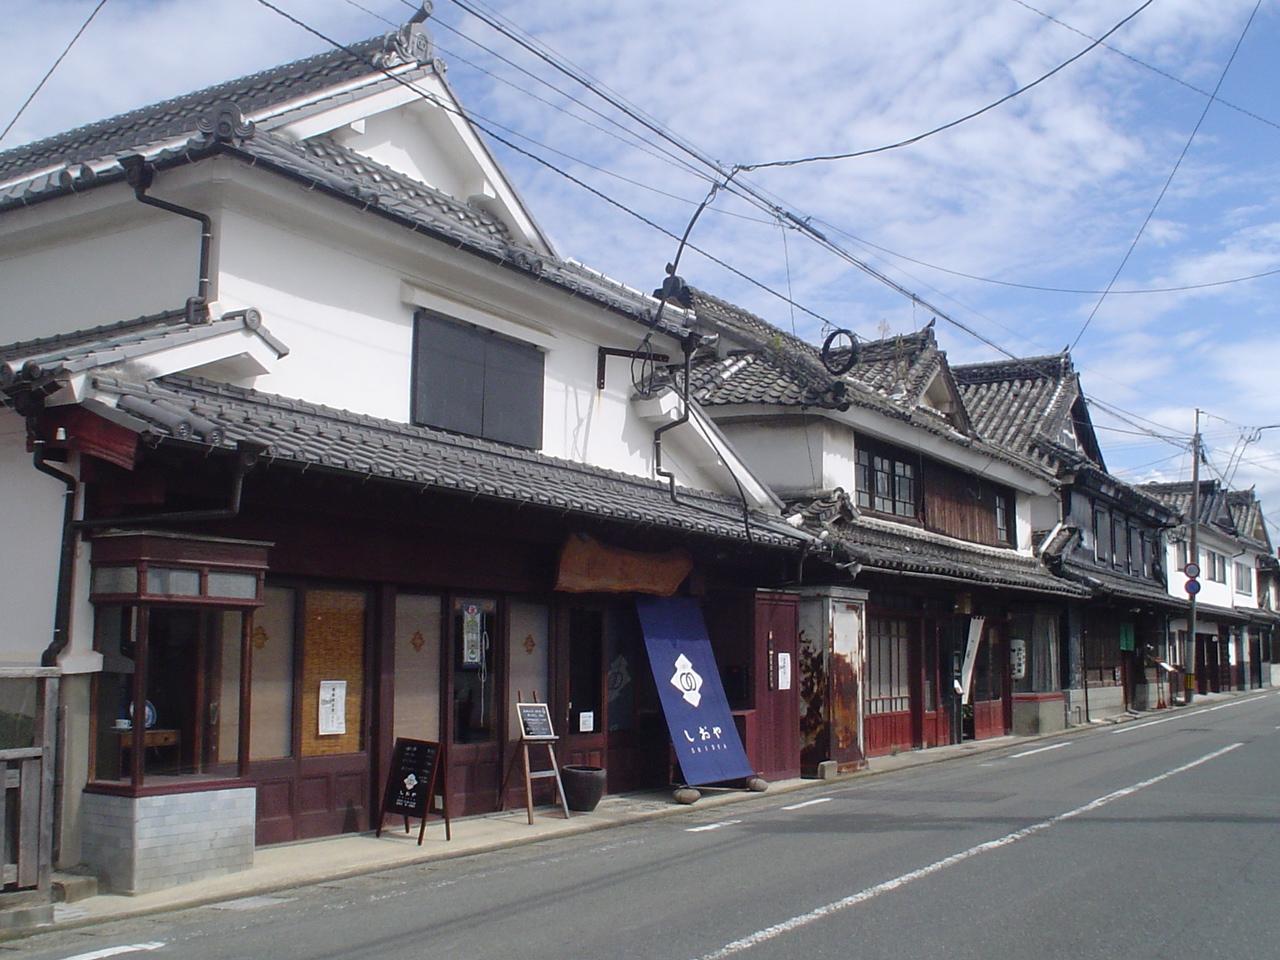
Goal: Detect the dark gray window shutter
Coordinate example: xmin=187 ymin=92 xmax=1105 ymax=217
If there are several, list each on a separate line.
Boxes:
xmin=482 ymin=331 xmax=544 ymax=449
xmin=413 ymin=310 xmax=485 ymax=437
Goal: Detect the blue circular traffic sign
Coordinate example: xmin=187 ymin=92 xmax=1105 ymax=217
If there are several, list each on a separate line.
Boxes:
xmin=1185 ymin=579 xmax=1201 ymax=595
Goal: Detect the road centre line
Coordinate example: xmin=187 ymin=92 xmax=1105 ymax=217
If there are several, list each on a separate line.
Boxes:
xmin=687 ymin=820 xmax=741 ymax=833
xmin=1110 ymin=694 xmax=1270 ymax=735
xmin=781 ymin=798 xmax=833 ymax=811
xmin=57 ymin=944 xmax=166 ymax=960
xmin=1008 ymin=741 xmax=1072 ymax=759
xmin=693 ymin=743 xmax=1242 ymax=960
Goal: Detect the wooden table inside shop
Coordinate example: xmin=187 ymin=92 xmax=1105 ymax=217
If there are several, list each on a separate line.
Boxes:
xmin=118 ymin=728 xmax=181 ymax=761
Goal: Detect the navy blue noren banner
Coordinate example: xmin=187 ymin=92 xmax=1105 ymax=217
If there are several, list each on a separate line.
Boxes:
xmin=637 ymin=597 xmax=755 ymax=786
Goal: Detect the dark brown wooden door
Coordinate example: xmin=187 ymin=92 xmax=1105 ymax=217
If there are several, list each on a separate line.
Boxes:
xmin=444 ymin=596 xmax=503 ymax=817
xmin=752 ymin=593 xmax=801 ymax=781
xmin=558 ymin=606 xmax=607 ymax=770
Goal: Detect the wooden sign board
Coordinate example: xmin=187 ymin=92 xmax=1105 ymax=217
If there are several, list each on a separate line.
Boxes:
xmin=516 ymin=702 xmax=556 ymax=741
xmin=376 ymin=737 xmax=450 ymax=844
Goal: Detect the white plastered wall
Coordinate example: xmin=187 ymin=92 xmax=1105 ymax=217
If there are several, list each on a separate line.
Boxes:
xmin=716 ymin=418 xmax=851 ymax=499
xmin=0 ymin=413 xmax=63 ymax=664
xmin=211 ymin=177 xmax=728 ymax=492
xmin=0 ymin=184 xmax=198 ymax=342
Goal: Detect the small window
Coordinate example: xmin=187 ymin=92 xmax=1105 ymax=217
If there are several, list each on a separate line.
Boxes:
xmin=1095 ymin=508 xmax=1111 ymax=564
xmin=412 ymin=309 xmax=544 ymax=449
xmin=856 ymin=440 xmax=917 ymax=519
xmin=994 ymin=493 xmax=1015 ymax=546
xmin=1234 ymin=561 xmax=1251 ymax=596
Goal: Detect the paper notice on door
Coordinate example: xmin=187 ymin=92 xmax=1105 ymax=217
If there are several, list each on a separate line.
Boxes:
xmin=777 ymin=652 xmax=792 ymax=691
xmin=579 ymin=711 xmax=594 ymax=733
xmin=319 ymin=680 xmax=347 ymax=735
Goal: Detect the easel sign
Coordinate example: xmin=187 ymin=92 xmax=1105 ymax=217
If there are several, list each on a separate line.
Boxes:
xmin=516 ymin=701 xmax=556 ymax=741
xmin=500 ymin=696 xmax=569 ymax=822
xmin=376 ymin=737 xmax=451 ymax=844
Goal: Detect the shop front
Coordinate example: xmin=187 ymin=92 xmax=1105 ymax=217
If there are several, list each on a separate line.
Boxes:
xmin=68 ymin=416 xmax=812 ymax=891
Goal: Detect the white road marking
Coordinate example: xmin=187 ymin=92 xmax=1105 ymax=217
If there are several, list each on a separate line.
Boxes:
xmin=693 ymin=743 xmax=1242 ymax=960
xmin=1110 ymin=714 xmax=1180 ymax=735
xmin=209 ymin=895 xmax=294 ymax=911
xmin=781 ymin=798 xmax=833 ymax=811
xmin=57 ymin=944 xmax=165 ymax=960
xmin=1009 ymin=741 xmax=1072 ymax=759
xmin=686 ymin=820 xmax=741 ymax=833
xmin=1109 ymin=695 xmax=1268 ymax=735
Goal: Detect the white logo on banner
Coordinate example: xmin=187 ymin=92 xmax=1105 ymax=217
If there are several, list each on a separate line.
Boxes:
xmin=671 ymin=654 xmax=704 ymax=707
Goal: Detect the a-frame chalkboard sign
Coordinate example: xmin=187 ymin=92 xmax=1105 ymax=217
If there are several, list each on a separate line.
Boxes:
xmin=376 ymin=737 xmax=451 ymax=844
xmin=498 ymin=694 xmax=569 ymax=823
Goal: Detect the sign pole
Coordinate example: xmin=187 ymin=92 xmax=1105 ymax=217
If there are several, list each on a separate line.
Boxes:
xmin=1186 ymin=408 xmax=1200 ymax=704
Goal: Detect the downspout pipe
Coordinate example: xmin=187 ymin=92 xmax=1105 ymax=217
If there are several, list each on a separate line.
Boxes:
xmin=32 ymin=442 xmax=78 ymax=668
xmin=653 ymin=331 xmax=699 ymax=504
xmin=74 ymin=441 xmax=264 ymax=531
xmin=121 ymin=155 xmax=212 ymax=325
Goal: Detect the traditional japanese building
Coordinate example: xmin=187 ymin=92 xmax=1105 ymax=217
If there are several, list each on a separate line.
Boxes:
xmin=1139 ymin=481 xmax=1279 ymax=694
xmin=0 ymin=14 xmax=818 ymax=894
xmin=954 ymin=353 xmax=1183 ymax=720
xmin=686 ymin=296 xmax=1087 ymax=760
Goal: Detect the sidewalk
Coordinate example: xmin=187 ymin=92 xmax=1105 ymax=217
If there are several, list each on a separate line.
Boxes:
xmin=36 ymin=689 xmax=1264 ymax=936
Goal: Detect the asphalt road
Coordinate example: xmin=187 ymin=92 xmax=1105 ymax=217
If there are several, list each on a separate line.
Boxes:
xmin=13 ymin=692 xmax=1280 ymax=960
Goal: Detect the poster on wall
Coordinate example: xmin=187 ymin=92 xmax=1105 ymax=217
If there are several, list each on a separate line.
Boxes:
xmin=958 ymin=617 xmax=985 ymax=703
xmin=460 ymin=603 xmax=484 ymax=667
xmin=319 ymin=680 xmax=347 ymax=735
xmin=777 ymin=652 xmax=792 ymax=691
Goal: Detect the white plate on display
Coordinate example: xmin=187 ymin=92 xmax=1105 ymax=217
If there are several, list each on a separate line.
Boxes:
xmin=128 ymin=700 xmax=158 ymax=729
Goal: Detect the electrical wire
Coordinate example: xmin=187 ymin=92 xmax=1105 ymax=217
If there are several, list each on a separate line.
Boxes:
xmin=810 ymin=215 xmax=1280 ymax=296
xmin=1007 ymin=0 xmax=1280 ymax=135
xmin=741 ymin=0 xmax=1155 ymax=170
xmin=435 ymin=0 xmax=1250 ymax=454
xmin=339 ymin=2 xmax=1260 ymax=485
xmin=258 ymin=0 xmax=844 ymax=334
xmin=0 ymin=0 xmax=110 ymax=146
xmin=1069 ymin=0 xmax=1262 ymax=351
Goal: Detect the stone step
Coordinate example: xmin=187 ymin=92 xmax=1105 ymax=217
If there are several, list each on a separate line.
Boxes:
xmin=52 ymin=871 xmax=99 ymax=903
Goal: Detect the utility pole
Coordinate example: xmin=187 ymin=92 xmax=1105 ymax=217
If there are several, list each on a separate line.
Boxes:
xmin=1186 ymin=408 xmax=1201 ymax=703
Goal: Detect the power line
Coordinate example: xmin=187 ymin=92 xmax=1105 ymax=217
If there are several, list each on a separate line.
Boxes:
xmin=340 ymin=0 xmax=779 ymax=224
xmin=1069 ymin=0 xmax=1262 ymax=351
xmin=1007 ymin=0 xmax=1280 ymax=135
xmin=810 ymin=216 xmax=1280 ymax=296
xmin=440 ymin=0 xmax=1258 ymax=446
xmin=257 ymin=0 xmax=844 ymax=334
xmin=0 ymin=0 xmax=110 ymax=146
xmin=417 ymin=1 xmax=1280 ymax=302
xmin=741 ymin=0 xmax=1155 ymax=170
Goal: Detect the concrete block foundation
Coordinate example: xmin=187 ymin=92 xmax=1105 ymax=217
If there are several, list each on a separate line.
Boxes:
xmin=80 ymin=787 xmax=255 ymax=894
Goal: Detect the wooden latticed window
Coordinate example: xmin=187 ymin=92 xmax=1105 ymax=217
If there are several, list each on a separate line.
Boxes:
xmin=855 ymin=446 xmax=917 ymax=519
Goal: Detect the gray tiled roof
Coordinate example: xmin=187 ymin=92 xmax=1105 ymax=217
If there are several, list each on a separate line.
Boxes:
xmin=793 ymin=490 xmax=1087 ymax=597
xmin=0 ymin=124 xmax=688 ymax=342
xmin=0 ymin=38 xmax=388 ymax=185
xmin=689 ymin=291 xmax=1052 ymax=480
xmin=1225 ymin=488 xmax=1273 ymax=551
xmin=84 ymin=374 xmax=810 ymax=549
xmin=0 ymin=308 xmax=288 ymax=388
xmin=1139 ymin=480 xmax=1227 ymax=529
xmin=1038 ymin=526 xmax=1182 ymax=609
xmin=1141 ymin=481 xmax=1273 ymax=552
xmin=952 ymin=354 xmax=1075 ymax=465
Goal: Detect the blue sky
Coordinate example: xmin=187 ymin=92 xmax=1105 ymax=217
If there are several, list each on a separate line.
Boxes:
xmin=3 ymin=0 xmax=1279 ymax=537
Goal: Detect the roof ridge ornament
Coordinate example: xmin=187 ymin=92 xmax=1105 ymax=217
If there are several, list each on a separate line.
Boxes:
xmin=196 ymin=102 xmax=256 ymax=144
xmin=376 ymin=3 xmax=434 ymax=68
